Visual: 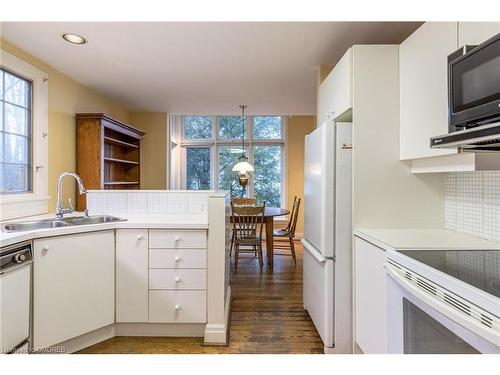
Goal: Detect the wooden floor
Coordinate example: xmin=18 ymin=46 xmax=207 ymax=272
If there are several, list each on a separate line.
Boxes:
xmin=78 ymin=243 xmax=324 ymax=354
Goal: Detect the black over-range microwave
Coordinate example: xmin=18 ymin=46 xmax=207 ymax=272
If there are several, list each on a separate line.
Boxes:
xmin=431 ymin=32 xmax=500 ymax=150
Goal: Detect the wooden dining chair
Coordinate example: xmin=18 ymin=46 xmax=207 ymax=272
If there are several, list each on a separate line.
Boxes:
xmin=229 ymin=197 xmax=257 ymax=257
xmin=230 ymin=202 xmax=266 ymax=272
xmin=232 ymin=197 xmax=256 ymax=206
xmin=272 ymin=197 xmax=301 ymax=265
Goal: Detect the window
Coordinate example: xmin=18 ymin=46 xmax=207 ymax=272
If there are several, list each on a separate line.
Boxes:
xmin=183 ymin=116 xmax=212 ymax=140
xmin=1 ymin=68 xmax=32 ymax=193
xmin=1 ymin=49 xmax=48 ymax=220
xmin=185 ymin=147 xmax=211 ymax=190
xmin=173 ymin=115 xmax=286 ymax=207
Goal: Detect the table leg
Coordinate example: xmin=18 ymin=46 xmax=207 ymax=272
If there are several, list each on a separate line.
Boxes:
xmin=265 ymin=218 xmax=274 ymax=269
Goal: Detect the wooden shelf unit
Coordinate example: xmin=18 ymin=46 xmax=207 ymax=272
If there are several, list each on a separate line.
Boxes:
xmin=76 ymin=113 xmax=145 ymax=210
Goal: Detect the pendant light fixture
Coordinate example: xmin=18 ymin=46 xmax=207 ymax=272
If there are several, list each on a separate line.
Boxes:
xmin=232 ymin=105 xmax=254 ymax=188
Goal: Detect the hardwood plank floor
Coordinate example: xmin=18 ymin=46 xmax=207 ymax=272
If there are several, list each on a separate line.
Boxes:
xmin=78 ymin=243 xmax=324 ymax=354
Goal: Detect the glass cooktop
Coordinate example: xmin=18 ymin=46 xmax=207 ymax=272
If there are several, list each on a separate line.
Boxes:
xmin=398 ymin=249 xmax=500 ymax=298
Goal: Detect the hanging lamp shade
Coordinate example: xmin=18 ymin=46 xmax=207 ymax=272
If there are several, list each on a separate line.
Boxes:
xmin=232 ymin=155 xmax=254 ymax=174
xmin=233 ymin=104 xmax=254 ymax=177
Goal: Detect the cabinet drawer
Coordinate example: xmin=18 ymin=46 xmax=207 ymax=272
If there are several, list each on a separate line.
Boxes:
xmin=149 ymin=290 xmax=206 ymax=323
xmin=149 ymin=230 xmax=206 ymax=249
xmin=149 ymin=249 xmax=206 ymax=269
xmin=149 ymin=269 xmax=206 ymax=290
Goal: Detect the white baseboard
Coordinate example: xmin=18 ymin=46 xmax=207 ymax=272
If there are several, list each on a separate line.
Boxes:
xmin=203 ymin=286 xmax=231 ymax=345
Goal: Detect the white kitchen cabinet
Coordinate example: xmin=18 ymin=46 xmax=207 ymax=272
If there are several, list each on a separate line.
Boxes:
xmin=33 ymin=231 xmax=114 ymax=349
xmin=149 ymin=249 xmax=206 ymax=269
xmin=116 ymin=229 xmax=149 ymax=322
xmin=354 ymin=236 xmax=387 ymax=354
xmin=149 ymin=269 xmax=206 ymax=290
xmin=459 ymin=22 xmax=500 ymax=46
xmin=149 ymin=290 xmax=206 ymax=323
xmin=149 ymin=229 xmax=207 ymax=249
xmin=317 ymin=48 xmax=352 ymax=126
xmin=399 ymin=22 xmax=458 ymax=161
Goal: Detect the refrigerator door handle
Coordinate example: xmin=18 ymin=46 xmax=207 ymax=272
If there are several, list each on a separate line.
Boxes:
xmin=301 ymin=239 xmax=330 ymax=262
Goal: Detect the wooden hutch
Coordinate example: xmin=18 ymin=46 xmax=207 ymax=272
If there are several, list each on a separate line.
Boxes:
xmin=76 ymin=113 xmax=145 ymax=210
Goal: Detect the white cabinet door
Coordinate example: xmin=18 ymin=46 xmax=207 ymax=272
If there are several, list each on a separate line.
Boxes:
xmin=33 ymin=231 xmax=114 ymax=349
xmin=116 ymin=229 xmax=148 ymax=322
xmin=399 ymin=22 xmax=458 ymax=160
xmin=318 ymin=48 xmax=352 ymax=126
xmin=354 ymin=236 xmax=387 ymax=354
xmin=459 ymin=22 xmax=500 ymax=46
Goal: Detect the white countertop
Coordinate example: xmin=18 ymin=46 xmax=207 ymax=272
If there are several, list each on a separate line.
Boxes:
xmin=0 ymin=212 xmax=208 ymax=248
xmin=354 ymin=228 xmax=500 ymax=252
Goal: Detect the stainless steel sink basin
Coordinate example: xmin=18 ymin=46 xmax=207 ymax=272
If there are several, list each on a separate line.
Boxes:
xmin=2 ymin=215 xmax=126 ymax=232
xmin=2 ymin=220 xmax=70 ymax=232
xmin=62 ymin=215 xmax=125 ymax=226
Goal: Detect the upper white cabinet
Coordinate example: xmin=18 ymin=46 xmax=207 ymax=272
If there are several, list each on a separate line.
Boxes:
xmin=399 ymin=22 xmax=458 ymax=161
xmin=459 ymin=22 xmax=500 ymax=46
xmin=33 ymin=231 xmax=115 ymax=349
xmin=399 ymin=22 xmax=500 ymax=172
xmin=318 ymin=48 xmax=352 ymax=126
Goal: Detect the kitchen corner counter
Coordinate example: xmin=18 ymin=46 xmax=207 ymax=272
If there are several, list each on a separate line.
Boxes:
xmin=354 ymin=228 xmax=500 ymax=252
xmin=0 ymin=212 xmax=208 ymax=248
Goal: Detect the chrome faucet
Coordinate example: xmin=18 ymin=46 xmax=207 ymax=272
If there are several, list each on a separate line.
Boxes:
xmin=55 ymin=172 xmax=87 ymax=219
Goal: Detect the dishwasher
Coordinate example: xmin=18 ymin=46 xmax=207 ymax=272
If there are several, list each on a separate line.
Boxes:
xmin=0 ymin=240 xmax=32 ymax=354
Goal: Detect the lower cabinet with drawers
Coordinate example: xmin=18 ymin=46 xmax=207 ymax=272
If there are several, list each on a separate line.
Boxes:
xmin=116 ymin=228 xmax=208 ymax=324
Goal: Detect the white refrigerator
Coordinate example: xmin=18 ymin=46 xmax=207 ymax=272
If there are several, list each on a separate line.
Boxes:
xmin=301 ymin=122 xmax=352 ymax=353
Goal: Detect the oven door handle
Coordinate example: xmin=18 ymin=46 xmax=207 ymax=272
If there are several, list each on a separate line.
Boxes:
xmin=386 ymin=262 xmax=500 ymax=348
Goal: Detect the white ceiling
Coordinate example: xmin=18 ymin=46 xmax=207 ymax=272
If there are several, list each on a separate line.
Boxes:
xmin=1 ymin=22 xmax=421 ymax=115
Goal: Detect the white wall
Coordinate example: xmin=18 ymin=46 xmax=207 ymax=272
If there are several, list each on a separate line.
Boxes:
xmin=352 ymin=45 xmax=444 ymax=229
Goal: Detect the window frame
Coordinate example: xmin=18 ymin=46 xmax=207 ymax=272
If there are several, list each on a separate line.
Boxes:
xmin=1 ymin=67 xmax=33 ymax=194
xmin=0 ymin=49 xmax=49 ymax=220
xmin=179 ymin=115 xmax=287 ymax=208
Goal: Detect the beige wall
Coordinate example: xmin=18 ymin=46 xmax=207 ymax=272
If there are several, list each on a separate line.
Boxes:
xmin=129 ymin=112 xmax=169 ymax=189
xmin=280 ymin=115 xmax=316 ymax=236
xmin=1 ymin=39 xmax=131 ymax=211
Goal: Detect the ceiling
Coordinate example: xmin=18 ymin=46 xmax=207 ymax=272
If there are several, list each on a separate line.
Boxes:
xmin=1 ymin=22 xmax=422 ymax=115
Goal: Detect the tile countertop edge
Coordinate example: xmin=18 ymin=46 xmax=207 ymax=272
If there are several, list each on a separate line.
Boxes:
xmin=1 ymin=213 xmax=209 ymax=248
xmin=354 ymin=228 xmax=500 ymax=252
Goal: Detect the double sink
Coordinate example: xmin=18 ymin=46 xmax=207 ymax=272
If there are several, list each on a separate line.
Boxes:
xmin=2 ymin=215 xmax=126 ymax=233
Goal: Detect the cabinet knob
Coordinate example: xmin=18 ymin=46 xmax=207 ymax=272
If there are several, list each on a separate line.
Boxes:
xmin=42 ymin=245 xmax=49 ymax=252
xmin=137 ymin=235 xmax=144 ymax=240
xmin=174 ymin=304 xmax=180 ymax=311
xmin=174 ymin=237 xmax=180 ymax=242
xmin=174 ymin=256 xmax=181 ymax=262
xmin=175 ymin=277 xmax=181 ymax=283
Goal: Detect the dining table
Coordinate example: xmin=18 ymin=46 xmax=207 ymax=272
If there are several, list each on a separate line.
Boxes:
xmin=262 ymin=207 xmax=290 ymax=269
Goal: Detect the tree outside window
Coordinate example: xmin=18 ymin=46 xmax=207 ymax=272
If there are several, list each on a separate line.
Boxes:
xmin=181 ymin=115 xmax=284 ymax=207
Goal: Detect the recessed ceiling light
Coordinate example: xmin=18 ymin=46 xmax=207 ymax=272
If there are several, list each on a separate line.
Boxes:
xmin=62 ymin=33 xmax=87 ymax=45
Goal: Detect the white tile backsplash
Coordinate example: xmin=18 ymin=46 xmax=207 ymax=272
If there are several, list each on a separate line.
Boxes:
xmin=445 ymin=172 xmax=500 ymax=241
xmin=86 ymin=190 xmax=211 ymax=216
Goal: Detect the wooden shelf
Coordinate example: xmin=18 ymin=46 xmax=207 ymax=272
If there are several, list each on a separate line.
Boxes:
xmin=76 ymin=113 xmax=145 ymax=210
xmin=104 ymin=157 xmax=139 ymax=165
xmin=103 ymin=181 xmax=139 ymax=186
xmin=104 ymin=136 xmax=139 ymax=149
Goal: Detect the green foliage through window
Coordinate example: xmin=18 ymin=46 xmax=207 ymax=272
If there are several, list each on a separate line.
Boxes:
xmin=253 ymin=145 xmax=281 ymax=207
xmin=253 ymin=116 xmax=282 ymax=139
xmin=183 ymin=116 xmax=212 ymax=139
xmin=186 ymin=147 xmax=211 ymax=190
xmin=181 ymin=115 xmax=284 ymax=206
xmin=219 ymin=116 xmax=247 ymax=139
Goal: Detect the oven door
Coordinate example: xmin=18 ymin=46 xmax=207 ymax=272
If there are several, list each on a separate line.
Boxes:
xmin=386 ymin=262 xmax=500 ymax=354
